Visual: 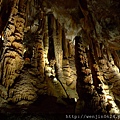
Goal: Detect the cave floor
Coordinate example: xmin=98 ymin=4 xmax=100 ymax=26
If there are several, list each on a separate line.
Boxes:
xmin=0 ymin=57 xmax=77 ymax=119
xmin=0 ymin=95 xmax=76 ymax=120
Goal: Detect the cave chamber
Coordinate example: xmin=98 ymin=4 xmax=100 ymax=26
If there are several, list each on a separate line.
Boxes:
xmin=0 ymin=0 xmax=120 ymax=118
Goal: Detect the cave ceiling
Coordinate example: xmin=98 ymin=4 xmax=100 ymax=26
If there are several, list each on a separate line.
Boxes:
xmin=43 ymin=0 xmax=120 ymax=46
xmin=0 ymin=0 xmax=120 ymax=48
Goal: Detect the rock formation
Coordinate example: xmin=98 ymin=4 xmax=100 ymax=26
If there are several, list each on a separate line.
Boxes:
xmin=0 ymin=0 xmax=120 ymax=117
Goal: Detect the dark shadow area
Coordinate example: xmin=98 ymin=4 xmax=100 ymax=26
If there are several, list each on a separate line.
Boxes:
xmin=0 ymin=95 xmax=76 ymax=120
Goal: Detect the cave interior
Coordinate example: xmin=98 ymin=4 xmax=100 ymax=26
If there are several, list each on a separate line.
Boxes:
xmin=0 ymin=0 xmax=120 ymax=119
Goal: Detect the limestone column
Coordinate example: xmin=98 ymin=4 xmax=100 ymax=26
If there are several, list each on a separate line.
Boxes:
xmin=35 ymin=32 xmax=45 ymax=82
xmin=62 ymin=28 xmax=69 ymax=59
xmin=0 ymin=0 xmax=26 ymax=90
xmin=75 ymin=36 xmax=110 ymax=114
xmin=43 ymin=14 xmax=49 ymax=65
xmin=52 ymin=17 xmax=66 ymax=88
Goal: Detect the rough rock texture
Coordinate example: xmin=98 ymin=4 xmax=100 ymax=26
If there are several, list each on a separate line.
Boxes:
xmin=63 ymin=57 xmax=78 ymax=99
xmin=99 ymin=57 xmax=120 ymax=110
xmin=43 ymin=0 xmax=82 ymax=39
xmin=43 ymin=0 xmax=120 ymax=46
xmin=0 ymin=0 xmax=120 ymax=116
xmin=86 ymin=0 xmax=120 ymax=42
xmin=8 ymin=67 xmax=47 ymax=105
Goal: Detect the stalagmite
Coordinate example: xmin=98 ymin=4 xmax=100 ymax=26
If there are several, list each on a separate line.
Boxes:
xmin=35 ymin=33 xmax=45 ymax=82
xmin=98 ymin=59 xmax=120 ymax=114
xmin=74 ymin=36 xmax=119 ymax=114
xmin=0 ymin=0 xmax=26 ymax=91
xmin=52 ymin=17 xmax=65 ymax=88
xmin=44 ymin=15 xmax=49 ymax=65
xmin=62 ymin=29 xmax=69 ymax=59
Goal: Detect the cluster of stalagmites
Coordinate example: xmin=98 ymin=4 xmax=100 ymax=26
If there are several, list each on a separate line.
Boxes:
xmin=92 ymin=60 xmax=120 ymax=114
xmin=99 ymin=58 xmax=120 ymax=112
xmin=0 ymin=4 xmax=78 ymax=107
xmin=45 ymin=55 xmax=78 ymax=99
xmin=8 ymin=68 xmax=47 ymax=105
xmin=63 ymin=58 xmax=78 ymax=98
xmin=0 ymin=49 xmax=77 ymax=107
xmin=75 ymin=38 xmax=120 ymax=114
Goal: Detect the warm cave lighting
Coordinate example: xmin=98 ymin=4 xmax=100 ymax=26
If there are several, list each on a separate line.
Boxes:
xmin=74 ymin=98 xmax=77 ymax=102
xmin=53 ymin=77 xmax=57 ymax=82
xmin=109 ymin=100 xmax=120 ymax=113
xmin=23 ymin=48 xmax=26 ymax=54
xmin=0 ymin=34 xmax=4 ymax=40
